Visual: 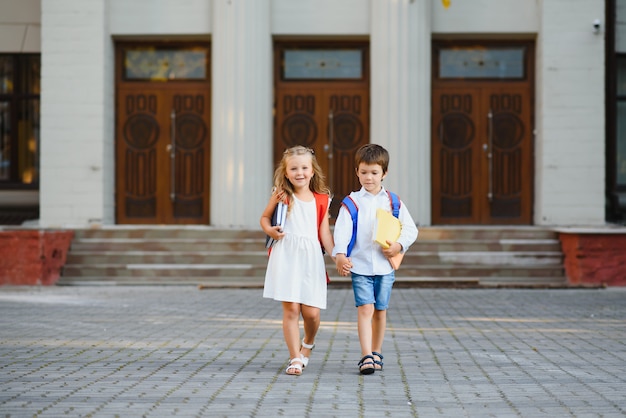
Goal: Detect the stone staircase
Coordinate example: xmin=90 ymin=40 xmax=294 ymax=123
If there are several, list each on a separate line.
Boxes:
xmin=57 ymin=226 xmax=568 ymax=287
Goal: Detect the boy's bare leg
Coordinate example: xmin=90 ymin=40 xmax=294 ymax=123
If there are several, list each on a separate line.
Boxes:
xmin=372 ymin=309 xmax=387 ymax=369
xmin=357 ymin=304 xmax=376 ymax=373
xmin=300 ymin=304 xmax=320 ymax=359
xmin=357 ymin=304 xmax=375 ymax=356
xmin=282 ymin=302 xmax=303 ymax=369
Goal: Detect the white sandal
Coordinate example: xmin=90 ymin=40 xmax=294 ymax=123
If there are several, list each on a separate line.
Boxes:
xmin=286 ymin=357 xmax=303 ymax=375
xmin=300 ymin=339 xmax=315 ymax=368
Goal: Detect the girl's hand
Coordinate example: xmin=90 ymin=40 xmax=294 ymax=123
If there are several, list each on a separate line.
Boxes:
xmin=274 ymin=188 xmax=287 ymax=203
xmin=269 ymin=226 xmax=285 ymax=241
xmin=260 ymin=189 xmax=288 ymax=236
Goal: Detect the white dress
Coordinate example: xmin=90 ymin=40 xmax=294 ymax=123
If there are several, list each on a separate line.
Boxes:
xmin=263 ymin=195 xmax=328 ymax=309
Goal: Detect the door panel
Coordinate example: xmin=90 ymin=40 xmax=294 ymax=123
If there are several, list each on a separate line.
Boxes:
xmin=432 ymin=85 xmax=532 ymax=224
xmin=116 ymin=87 xmax=210 ymax=224
xmin=274 ymin=88 xmax=367 ymax=217
xmin=485 ymin=86 xmax=532 ymax=223
xmin=432 ymin=88 xmax=482 ymax=223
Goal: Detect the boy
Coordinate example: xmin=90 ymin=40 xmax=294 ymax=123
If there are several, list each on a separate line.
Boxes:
xmin=333 ymin=144 xmax=418 ymax=375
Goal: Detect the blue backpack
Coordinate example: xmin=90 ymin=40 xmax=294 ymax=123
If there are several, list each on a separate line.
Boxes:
xmin=341 ymin=191 xmax=401 ymax=257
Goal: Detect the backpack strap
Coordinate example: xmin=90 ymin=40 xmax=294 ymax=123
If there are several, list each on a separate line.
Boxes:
xmin=387 ymin=191 xmax=401 ymax=218
xmin=314 ymin=192 xmax=330 ymax=283
xmin=313 ymin=192 xmax=329 ymax=247
xmin=341 ymin=196 xmax=359 ymax=257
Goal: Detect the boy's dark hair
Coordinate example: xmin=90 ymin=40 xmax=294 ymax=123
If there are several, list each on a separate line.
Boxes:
xmin=354 ymin=144 xmax=389 ymax=173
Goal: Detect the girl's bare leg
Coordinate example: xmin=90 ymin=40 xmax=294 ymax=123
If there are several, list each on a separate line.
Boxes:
xmin=282 ymin=302 xmax=302 ymax=372
xmin=300 ymin=304 xmax=320 ymax=359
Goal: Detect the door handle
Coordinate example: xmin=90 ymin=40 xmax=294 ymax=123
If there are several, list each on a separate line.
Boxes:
xmin=169 ymin=109 xmax=176 ymax=202
xmin=486 ymin=110 xmax=493 ymax=202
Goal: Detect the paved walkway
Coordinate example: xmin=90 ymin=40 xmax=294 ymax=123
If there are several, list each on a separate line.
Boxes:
xmin=0 ymin=285 xmax=625 ymax=417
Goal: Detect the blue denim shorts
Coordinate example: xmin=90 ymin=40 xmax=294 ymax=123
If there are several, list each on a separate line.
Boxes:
xmin=351 ymin=272 xmax=395 ymax=310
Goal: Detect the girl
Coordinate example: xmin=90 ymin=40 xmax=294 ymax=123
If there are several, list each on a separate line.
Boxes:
xmin=260 ymin=146 xmax=334 ymax=376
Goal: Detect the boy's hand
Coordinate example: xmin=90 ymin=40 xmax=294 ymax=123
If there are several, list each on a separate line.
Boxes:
xmin=383 ymin=241 xmax=402 ymax=258
xmin=335 ymin=254 xmax=353 ymax=277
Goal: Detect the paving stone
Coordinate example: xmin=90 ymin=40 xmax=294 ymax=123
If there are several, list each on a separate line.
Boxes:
xmin=0 ymin=286 xmax=625 ymax=417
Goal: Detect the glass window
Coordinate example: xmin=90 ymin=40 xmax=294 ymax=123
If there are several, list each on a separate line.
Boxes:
xmin=617 ymin=56 xmax=626 ymax=186
xmin=0 ymin=54 xmax=40 ymax=188
xmin=0 ymin=101 xmax=10 ymax=181
xmin=618 ymin=57 xmax=626 ymax=96
xmin=124 ymin=48 xmax=208 ymax=81
xmin=283 ymin=49 xmax=363 ymax=80
xmin=617 ymin=1 xmax=626 ymax=53
xmin=17 ymin=99 xmax=39 ymax=184
xmin=0 ymin=56 xmax=13 ymax=94
xmin=19 ymin=56 xmax=40 ymax=95
xmin=617 ymin=102 xmax=626 ymax=185
xmin=439 ymin=47 xmax=526 ymax=79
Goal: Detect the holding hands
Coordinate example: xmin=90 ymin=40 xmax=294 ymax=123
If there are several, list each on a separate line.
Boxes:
xmin=335 ymin=254 xmax=353 ymax=277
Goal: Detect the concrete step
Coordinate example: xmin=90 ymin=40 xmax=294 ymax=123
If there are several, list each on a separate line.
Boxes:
xmin=65 ymin=249 xmax=563 ymax=266
xmin=59 ymin=261 xmax=564 ymax=280
xmin=58 ymin=226 xmax=568 ymax=287
xmin=71 ymin=226 xmax=558 ymax=240
xmin=67 ymin=238 xmax=562 ymax=253
xmin=69 ymin=238 xmax=265 ymax=252
xmin=56 ymin=275 xmax=569 ymax=289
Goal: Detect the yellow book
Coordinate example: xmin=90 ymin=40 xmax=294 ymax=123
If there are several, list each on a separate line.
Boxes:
xmin=374 ymin=208 xmax=401 ymax=248
xmin=374 ymin=208 xmax=404 ymax=270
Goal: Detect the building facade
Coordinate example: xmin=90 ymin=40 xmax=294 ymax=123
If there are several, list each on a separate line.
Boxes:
xmin=0 ymin=0 xmax=613 ymax=229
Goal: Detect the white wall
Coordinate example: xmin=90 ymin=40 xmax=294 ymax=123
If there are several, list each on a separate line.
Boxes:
xmin=109 ymin=0 xmax=211 ymax=35
xmin=370 ymin=0 xmax=431 ymax=226
xmin=271 ymin=0 xmax=369 ymax=35
xmin=211 ymin=0 xmax=273 ymax=227
xmin=40 ymin=0 xmax=114 ymax=226
xmin=0 ymin=0 xmax=40 ymax=52
xmin=432 ymin=0 xmax=538 ymax=34
xmin=534 ymin=0 xmax=605 ymax=225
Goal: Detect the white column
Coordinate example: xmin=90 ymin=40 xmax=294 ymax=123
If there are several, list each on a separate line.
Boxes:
xmin=534 ymin=0 xmax=605 ymax=225
xmin=211 ymin=0 xmax=272 ymax=227
xmin=40 ymin=0 xmax=114 ymax=227
xmin=370 ymin=0 xmax=431 ymax=226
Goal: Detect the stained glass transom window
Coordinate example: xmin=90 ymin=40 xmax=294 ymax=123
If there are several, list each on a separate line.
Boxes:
xmin=283 ymin=50 xmax=363 ymax=80
xmin=439 ymin=47 xmax=525 ymax=79
xmin=124 ymin=48 xmax=208 ymax=81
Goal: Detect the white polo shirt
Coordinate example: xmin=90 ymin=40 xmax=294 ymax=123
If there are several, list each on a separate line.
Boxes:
xmin=332 ymin=187 xmax=418 ymax=276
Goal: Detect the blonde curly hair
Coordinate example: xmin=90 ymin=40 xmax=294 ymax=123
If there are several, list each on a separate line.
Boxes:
xmin=272 ymin=146 xmax=331 ymax=210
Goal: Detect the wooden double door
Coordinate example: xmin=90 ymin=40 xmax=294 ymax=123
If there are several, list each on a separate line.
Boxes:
xmin=432 ymin=42 xmax=534 ymax=225
xmin=115 ymin=85 xmax=211 ymax=224
xmin=432 ymin=84 xmax=533 ymax=224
